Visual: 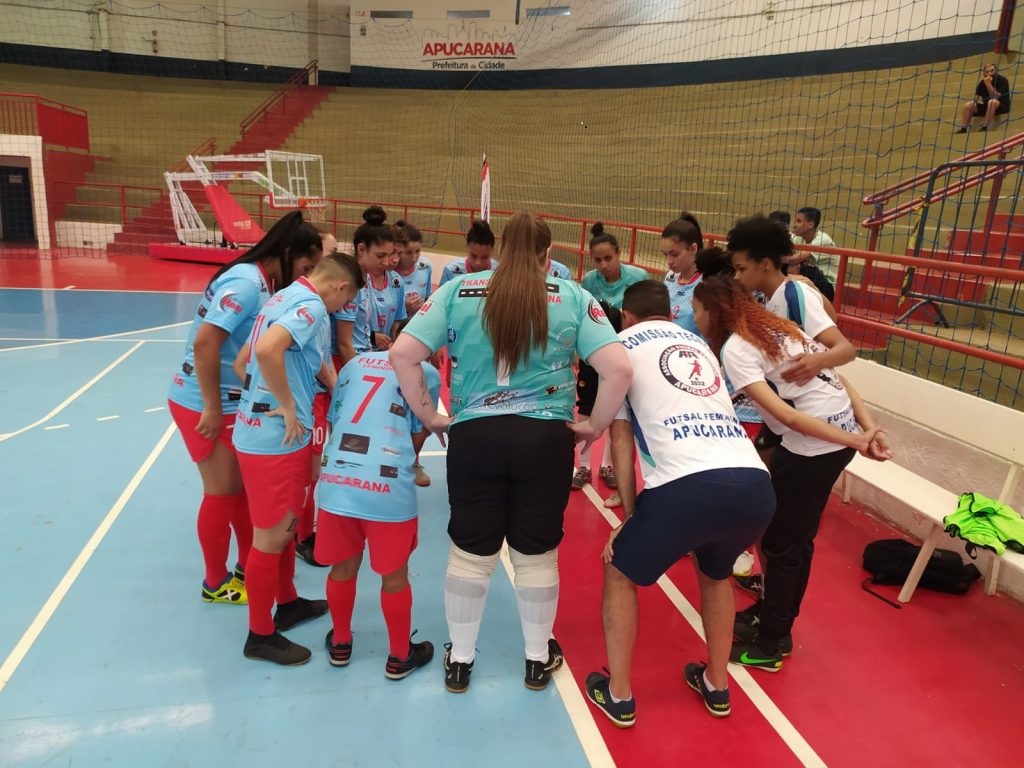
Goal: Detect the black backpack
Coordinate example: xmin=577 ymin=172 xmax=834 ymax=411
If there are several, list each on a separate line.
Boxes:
xmin=861 ymin=539 xmax=981 ymax=607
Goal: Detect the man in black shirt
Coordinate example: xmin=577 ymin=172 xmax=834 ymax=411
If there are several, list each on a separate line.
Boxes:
xmin=956 ymin=63 xmax=1011 ymax=133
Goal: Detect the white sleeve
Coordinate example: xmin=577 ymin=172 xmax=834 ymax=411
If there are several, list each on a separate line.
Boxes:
xmin=797 ymin=282 xmax=835 ymax=339
xmin=615 ymin=397 xmax=633 ymax=422
xmin=720 ymin=336 xmax=769 ymax=391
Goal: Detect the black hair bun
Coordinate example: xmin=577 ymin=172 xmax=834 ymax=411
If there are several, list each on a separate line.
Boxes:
xmin=591 ymin=221 xmax=605 ymax=236
xmin=363 ymin=205 xmax=388 ymax=226
xmin=395 ymin=219 xmax=407 ymax=227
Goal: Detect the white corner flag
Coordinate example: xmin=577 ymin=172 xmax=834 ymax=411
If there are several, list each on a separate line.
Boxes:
xmin=480 ymin=153 xmax=490 ymax=223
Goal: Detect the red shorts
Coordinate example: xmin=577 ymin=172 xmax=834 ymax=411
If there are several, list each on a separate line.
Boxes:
xmin=237 ymin=447 xmax=311 ymax=529
xmin=312 ymin=391 xmax=331 ymax=454
xmin=168 ymin=399 xmax=236 ymax=463
xmin=742 ymin=421 xmax=763 ymax=441
xmin=315 ymin=513 xmax=418 ymax=575
xmin=332 ymin=354 xmax=343 ymax=373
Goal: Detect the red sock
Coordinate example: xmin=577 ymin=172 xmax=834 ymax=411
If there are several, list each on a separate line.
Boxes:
xmin=276 ymin=538 xmax=298 ymax=605
xmin=245 ymin=547 xmax=280 ymax=635
xmin=326 ymin=576 xmax=357 ymax=645
xmin=381 ymin=586 xmax=412 ymax=659
xmin=197 ymin=494 xmax=234 ymax=588
xmin=230 ymin=491 xmax=252 ymax=573
xmin=297 ymin=481 xmax=316 ymax=541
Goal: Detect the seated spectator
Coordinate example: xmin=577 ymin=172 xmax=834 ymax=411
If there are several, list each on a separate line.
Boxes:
xmin=786 ymin=207 xmax=837 ymax=297
xmin=957 ymin=63 xmax=1010 ymax=134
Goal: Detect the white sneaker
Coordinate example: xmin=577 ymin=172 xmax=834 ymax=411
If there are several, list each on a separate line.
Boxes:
xmin=732 ymin=551 xmax=755 ymax=578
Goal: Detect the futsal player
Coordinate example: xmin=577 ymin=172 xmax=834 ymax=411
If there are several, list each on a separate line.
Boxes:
xmin=438 ymin=220 xmax=498 ymax=285
xmin=660 ymin=212 xmax=704 ymax=334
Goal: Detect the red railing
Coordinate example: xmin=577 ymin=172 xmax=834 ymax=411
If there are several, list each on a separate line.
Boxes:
xmin=172 ymin=137 xmax=217 ymax=172
xmin=239 ymin=60 xmax=319 ymax=138
xmin=50 ymin=185 xmax=1024 ymax=374
xmin=51 ymin=180 xmax=162 ymax=224
xmin=861 ymin=131 xmax=1024 ymax=250
xmin=0 ymin=92 xmax=89 ymax=151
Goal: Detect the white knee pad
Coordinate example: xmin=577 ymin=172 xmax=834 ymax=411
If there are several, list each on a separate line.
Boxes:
xmin=447 ymin=544 xmax=500 ymax=580
xmin=509 ymin=547 xmax=559 ymax=589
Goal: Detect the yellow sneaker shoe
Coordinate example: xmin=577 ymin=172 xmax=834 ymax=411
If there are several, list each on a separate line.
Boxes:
xmin=202 ymin=575 xmax=248 ymax=605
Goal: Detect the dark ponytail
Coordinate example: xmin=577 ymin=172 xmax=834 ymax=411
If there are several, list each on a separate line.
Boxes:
xmin=208 ymin=210 xmax=321 ymax=288
xmin=696 ymin=246 xmax=732 ymax=279
xmin=396 ymin=219 xmax=423 ymax=243
xmin=661 ymin=211 xmax=704 ymax=249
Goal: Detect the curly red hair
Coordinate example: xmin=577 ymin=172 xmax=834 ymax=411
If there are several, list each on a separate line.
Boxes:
xmin=693 ymin=276 xmax=804 ymax=361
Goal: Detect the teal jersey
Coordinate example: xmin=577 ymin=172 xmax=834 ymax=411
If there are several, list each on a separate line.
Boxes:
xmin=665 ymin=271 xmax=701 ymax=335
xmin=403 ymin=271 xmax=620 ymax=425
xmin=581 ymin=263 xmax=648 ymax=308
xmin=233 ymin=278 xmax=330 ymax=455
xmin=319 ymin=353 xmax=442 ymax=523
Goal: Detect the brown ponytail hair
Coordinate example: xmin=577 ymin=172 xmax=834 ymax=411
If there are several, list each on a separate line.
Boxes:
xmin=482 ymin=212 xmax=549 ymax=375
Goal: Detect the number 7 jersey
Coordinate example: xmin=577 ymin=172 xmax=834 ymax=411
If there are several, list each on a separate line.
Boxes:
xmin=318 ymin=352 xmax=442 ymax=522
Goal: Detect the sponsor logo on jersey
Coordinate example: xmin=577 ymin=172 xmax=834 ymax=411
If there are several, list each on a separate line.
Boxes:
xmin=458 ymin=287 xmax=487 ymax=298
xmin=237 ymin=412 xmax=262 ymax=428
xmin=333 ymin=458 xmax=364 ymax=468
xmin=418 ymin=301 xmax=433 ymax=314
xmin=381 ymin=445 xmax=401 ymax=456
xmin=379 ymin=465 xmax=399 ymax=478
xmin=296 ymin=306 xmax=316 ymax=326
xmin=204 ymin=286 xmax=215 ymax=300
xmin=483 ymin=391 xmax=520 ymax=406
xmin=389 ymin=403 xmax=407 ymax=417
xmin=384 ymin=426 xmax=405 ymax=437
xmin=319 ymin=472 xmax=391 ymax=494
xmin=393 ymin=277 xmax=402 ymax=288
xmin=447 ymin=328 xmax=457 ymax=343
xmin=659 ymin=343 xmax=721 ymax=397
xmin=449 ymin=355 xmax=458 ymax=369
xmin=197 ymin=306 xmax=208 ymax=318
xmin=588 ymin=299 xmax=606 ymax=324
xmin=340 ymin=433 xmax=370 ymax=454
xmin=418 ymin=260 xmax=429 ymax=270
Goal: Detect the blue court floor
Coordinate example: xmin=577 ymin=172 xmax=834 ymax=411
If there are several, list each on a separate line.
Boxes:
xmin=0 ymin=289 xmax=594 ymax=767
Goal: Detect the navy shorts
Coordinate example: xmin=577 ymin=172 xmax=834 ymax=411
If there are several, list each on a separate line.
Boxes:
xmin=611 ymin=467 xmax=776 ymax=585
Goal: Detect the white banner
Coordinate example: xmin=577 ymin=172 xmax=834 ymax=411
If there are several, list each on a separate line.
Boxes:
xmin=480 ymin=154 xmax=490 ymax=222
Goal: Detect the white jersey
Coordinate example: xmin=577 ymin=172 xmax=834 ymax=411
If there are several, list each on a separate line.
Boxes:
xmin=616 ymin=320 xmax=765 ymax=490
xmin=720 ymin=330 xmax=858 ymax=457
xmin=766 ymin=280 xmax=833 ymax=339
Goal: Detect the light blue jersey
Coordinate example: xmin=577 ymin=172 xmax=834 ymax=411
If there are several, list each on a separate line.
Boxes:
xmin=232 ymin=278 xmax=330 ymax=455
xmin=398 ymin=257 xmax=433 ymax=306
xmin=581 ymin=263 xmax=648 ymax=308
xmin=169 ymin=262 xmax=271 ymax=414
xmin=665 ymin=271 xmax=701 ymax=335
xmin=404 ymin=271 xmax=620 ymax=425
xmin=332 ymin=272 xmax=407 ymax=353
xmin=547 ymin=259 xmax=573 ymax=280
xmin=439 ymin=258 xmax=499 ymax=286
xmin=318 ymin=353 xmax=442 ymax=523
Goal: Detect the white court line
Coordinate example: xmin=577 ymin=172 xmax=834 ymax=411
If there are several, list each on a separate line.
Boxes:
xmin=580 ymin=483 xmax=827 ymax=768
xmin=0 ymin=422 xmax=177 ymax=693
xmin=0 ymin=287 xmax=201 ymax=294
xmin=496 ymin=546 xmax=615 ymax=768
xmin=43 ymin=424 xmax=69 ymax=431
xmin=0 ymin=322 xmax=189 ymax=352
xmin=0 ymin=337 xmax=183 ymax=344
xmin=96 ymin=415 xmax=120 ymax=422
xmin=144 ymin=407 xmax=166 ymax=413
xmin=0 ymin=342 xmax=144 ymax=443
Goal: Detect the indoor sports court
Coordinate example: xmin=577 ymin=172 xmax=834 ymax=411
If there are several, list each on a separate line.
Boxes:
xmin=2 ymin=2 xmax=1024 ymax=767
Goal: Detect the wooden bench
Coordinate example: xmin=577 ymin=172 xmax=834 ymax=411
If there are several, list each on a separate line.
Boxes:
xmin=837 ymin=358 xmax=1024 ymax=602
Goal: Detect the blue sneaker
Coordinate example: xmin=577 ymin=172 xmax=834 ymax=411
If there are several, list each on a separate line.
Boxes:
xmin=585 ymin=671 xmax=636 ymax=728
xmin=684 ymin=663 xmax=731 ymax=717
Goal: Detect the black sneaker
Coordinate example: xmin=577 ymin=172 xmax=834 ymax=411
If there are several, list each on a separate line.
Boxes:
xmin=729 ymin=639 xmax=783 ymax=672
xmin=684 ymin=663 xmax=730 ymax=718
xmin=733 ymin=606 xmax=793 ymax=656
xmin=734 ymin=573 xmax=763 ymax=596
xmin=524 ymin=638 xmax=564 ymax=691
xmin=274 ymin=596 xmax=329 ymax=632
xmin=443 ymin=643 xmax=474 ymax=693
xmin=325 ymin=629 xmax=352 ymax=667
xmin=295 ymin=535 xmax=328 ymax=568
xmin=243 ymin=630 xmax=311 ymax=666
xmin=386 ymin=635 xmax=434 ymax=680
xmin=584 ymin=671 xmax=636 ymax=728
